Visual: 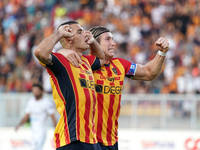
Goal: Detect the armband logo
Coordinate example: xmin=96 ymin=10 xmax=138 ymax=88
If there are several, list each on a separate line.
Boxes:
xmin=126 ymin=63 xmax=136 ymax=76
xmin=130 ymin=64 xmax=136 ymax=69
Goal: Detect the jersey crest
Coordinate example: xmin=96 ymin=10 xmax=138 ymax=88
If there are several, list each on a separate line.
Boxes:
xmin=112 ymin=68 xmax=118 ymax=75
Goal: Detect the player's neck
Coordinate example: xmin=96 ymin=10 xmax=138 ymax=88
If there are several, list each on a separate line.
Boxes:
xmin=105 ymin=60 xmax=110 ymax=64
xmin=105 ymin=56 xmax=112 ymax=62
xmin=65 ymin=46 xmax=83 ymax=57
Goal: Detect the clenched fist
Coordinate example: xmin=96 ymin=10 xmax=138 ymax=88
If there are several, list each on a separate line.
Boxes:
xmin=58 ymin=24 xmax=75 ymax=39
xmin=155 ymin=37 xmax=169 ymax=53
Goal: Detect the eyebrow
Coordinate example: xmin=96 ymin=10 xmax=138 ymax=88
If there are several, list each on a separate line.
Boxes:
xmin=105 ymin=35 xmax=113 ymax=39
xmin=77 ymin=29 xmax=83 ymax=32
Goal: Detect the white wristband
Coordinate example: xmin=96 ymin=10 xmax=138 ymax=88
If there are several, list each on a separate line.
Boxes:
xmin=158 ymin=50 xmax=166 ymax=56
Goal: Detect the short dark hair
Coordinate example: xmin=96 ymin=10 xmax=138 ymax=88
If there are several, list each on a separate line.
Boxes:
xmin=89 ymin=26 xmax=110 ymax=43
xmin=57 ymin=21 xmax=79 ymax=30
xmin=32 ymin=83 xmax=43 ymax=91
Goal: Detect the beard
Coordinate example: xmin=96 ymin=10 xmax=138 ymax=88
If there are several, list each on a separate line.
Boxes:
xmin=35 ymin=93 xmax=43 ymax=100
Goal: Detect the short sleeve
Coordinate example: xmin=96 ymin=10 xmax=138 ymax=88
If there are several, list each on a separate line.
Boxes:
xmin=117 ymin=58 xmax=137 ymax=78
xmin=43 ymin=53 xmax=67 ymax=76
xmin=125 ymin=63 xmax=137 ymax=78
xmin=45 ymin=53 xmax=62 ymax=73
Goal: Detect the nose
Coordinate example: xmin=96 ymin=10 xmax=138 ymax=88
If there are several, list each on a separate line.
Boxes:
xmin=82 ymin=30 xmax=87 ymax=36
xmin=111 ymin=40 xmax=116 ymax=46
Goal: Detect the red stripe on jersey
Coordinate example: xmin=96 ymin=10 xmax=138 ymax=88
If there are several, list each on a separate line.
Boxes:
xmin=92 ymin=90 xmax=97 ymax=143
xmin=97 ymin=80 xmax=104 ymax=85
xmin=64 ymin=62 xmax=80 ymax=139
xmin=47 ymin=70 xmax=66 ymax=105
xmin=82 ymin=55 xmax=96 ymax=66
xmin=105 ymin=66 xmax=112 ymax=77
xmin=89 ymin=75 xmax=93 ymax=80
xmin=55 ymin=133 xmax=60 ymax=148
xmin=96 ymin=69 xmax=103 ymax=74
xmin=97 ymin=93 xmax=104 ymax=143
xmin=80 ymin=74 xmax=86 ymax=79
xmin=63 ymin=109 xmax=70 ymax=144
xmin=83 ymin=88 xmax=91 ymax=142
xmin=82 ymin=59 xmax=91 ymax=70
xmin=90 ymin=57 xmax=96 ymax=66
xmin=106 ymin=94 xmax=115 ymax=144
xmin=115 ymin=94 xmax=121 ymax=141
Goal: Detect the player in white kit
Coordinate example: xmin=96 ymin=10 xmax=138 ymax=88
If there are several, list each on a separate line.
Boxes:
xmin=15 ymin=83 xmax=57 ymax=150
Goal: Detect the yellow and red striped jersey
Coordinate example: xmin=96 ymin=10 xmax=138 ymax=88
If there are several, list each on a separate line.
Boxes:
xmin=92 ymin=58 xmax=137 ymax=146
xmin=40 ymin=53 xmax=100 ymax=148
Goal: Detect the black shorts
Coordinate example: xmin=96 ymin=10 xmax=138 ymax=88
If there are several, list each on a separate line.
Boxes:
xmin=56 ymin=141 xmax=102 ymax=150
xmin=98 ymin=141 xmax=118 ymax=150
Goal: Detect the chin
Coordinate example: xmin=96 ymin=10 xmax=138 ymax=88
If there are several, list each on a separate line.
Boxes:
xmin=84 ymin=44 xmax=89 ymax=48
xmin=109 ymin=53 xmax=115 ymax=58
xmin=108 ymin=55 xmax=114 ymax=60
xmin=79 ymin=44 xmax=89 ymax=51
xmin=84 ymin=45 xmax=89 ymax=50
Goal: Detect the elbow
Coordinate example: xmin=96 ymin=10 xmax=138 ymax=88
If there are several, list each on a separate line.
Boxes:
xmin=145 ymin=71 xmax=159 ymax=81
xmin=148 ymin=72 xmax=160 ymax=81
xmin=147 ymin=75 xmax=157 ymax=81
xmin=34 ymin=48 xmax=41 ymax=59
xmin=145 ymin=66 xmax=160 ymax=81
xmin=34 ymin=47 xmax=48 ymax=61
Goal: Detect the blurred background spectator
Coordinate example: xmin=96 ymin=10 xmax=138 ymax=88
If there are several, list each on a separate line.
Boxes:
xmin=0 ymin=0 xmax=200 ymax=95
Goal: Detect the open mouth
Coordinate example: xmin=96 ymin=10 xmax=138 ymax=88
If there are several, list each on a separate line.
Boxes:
xmin=85 ymin=37 xmax=88 ymax=42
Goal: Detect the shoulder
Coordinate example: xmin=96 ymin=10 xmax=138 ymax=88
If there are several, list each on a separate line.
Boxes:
xmin=48 ymin=52 xmax=70 ymax=67
xmin=26 ymin=97 xmax=35 ymax=105
xmin=110 ymin=57 xmax=125 ymax=61
xmin=82 ymin=55 xmax=100 ymax=68
xmin=52 ymin=52 xmax=67 ymax=60
xmin=82 ymin=55 xmax=96 ymax=60
xmin=41 ymin=97 xmax=51 ymax=103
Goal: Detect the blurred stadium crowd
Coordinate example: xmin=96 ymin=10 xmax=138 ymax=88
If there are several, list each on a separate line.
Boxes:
xmin=0 ymin=0 xmax=200 ymax=94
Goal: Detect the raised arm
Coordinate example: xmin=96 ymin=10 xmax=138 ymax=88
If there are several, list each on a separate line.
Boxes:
xmin=34 ymin=24 xmax=75 ymax=64
xmin=86 ymin=31 xmax=105 ymax=60
xmin=132 ymin=37 xmax=169 ymax=81
xmin=57 ymin=31 xmax=105 ymax=67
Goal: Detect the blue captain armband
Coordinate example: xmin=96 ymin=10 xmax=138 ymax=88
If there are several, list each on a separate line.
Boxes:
xmin=125 ymin=63 xmax=137 ymax=78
